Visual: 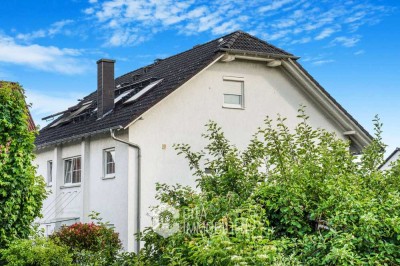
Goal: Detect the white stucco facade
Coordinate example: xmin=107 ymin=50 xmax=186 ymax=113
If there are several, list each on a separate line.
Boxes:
xmin=35 ymin=58 xmax=367 ymax=252
xmin=380 ymin=148 xmax=400 ymax=171
xmin=35 ymin=132 xmax=133 ymax=248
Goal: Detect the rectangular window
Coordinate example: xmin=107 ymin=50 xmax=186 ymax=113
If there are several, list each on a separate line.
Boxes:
xmin=104 ymin=148 xmax=115 ymax=178
xmin=47 ymin=161 xmax=53 ymax=186
xmin=64 ymin=157 xmax=81 ymax=184
xmin=222 ymin=78 xmax=244 ymax=109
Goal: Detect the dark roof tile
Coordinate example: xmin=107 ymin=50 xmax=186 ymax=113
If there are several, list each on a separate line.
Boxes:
xmin=35 ymin=31 xmax=367 ymax=147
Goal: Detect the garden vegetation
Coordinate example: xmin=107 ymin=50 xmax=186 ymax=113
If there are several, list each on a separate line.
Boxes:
xmin=0 ymin=82 xmax=46 ymax=248
xmin=137 ymin=109 xmax=400 ymax=265
xmin=1 ymin=90 xmax=399 ymax=265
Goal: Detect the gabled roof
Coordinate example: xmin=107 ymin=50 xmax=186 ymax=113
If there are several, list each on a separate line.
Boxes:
xmin=35 ymin=30 xmax=372 ymax=149
xmin=379 ymin=147 xmax=400 ymax=170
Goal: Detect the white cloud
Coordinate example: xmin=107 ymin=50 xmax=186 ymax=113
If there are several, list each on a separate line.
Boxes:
xmin=84 ymin=7 xmax=95 ymax=14
xmin=26 ymin=90 xmax=86 ymax=127
xmin=315 ymin=27 xmax=338 ymax=40
xmin=332 ymin=36 xmax=360 ymax=47
xmin=83 ymin=0 xmax=392 ymax=49
xmin=16 ymin=19 xmax=74 ymax=42
xmin=0 ymin=34 xmax=88 ymax=75
xmin=259 ymin=0 xmax=295 ymax=13
xmin=212 ymin=21 xmax=240 ymax=35
xmin=312 ymin=59 xmax=335 ymax=66
xmin=272 ymin=19 xmax=296 ymax=29
xmin=290 ymin=37 xmax=311 ymax=45
xmin=354 ymin=49 xmax=365 ymax=55
xmin=26 ymin=90 xmax=85 ymax=117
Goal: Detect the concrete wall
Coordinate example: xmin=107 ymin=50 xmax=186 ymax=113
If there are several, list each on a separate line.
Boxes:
xmin=128 ymin=59 xmax=348 ymax=233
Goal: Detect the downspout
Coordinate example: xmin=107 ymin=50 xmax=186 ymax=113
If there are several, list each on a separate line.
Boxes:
xmin=110 ymin=128 xmax=141 ymax=254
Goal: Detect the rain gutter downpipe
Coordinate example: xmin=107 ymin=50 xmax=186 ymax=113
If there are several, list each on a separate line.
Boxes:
xmin=110 ymin=128 xmax=141 ymax=254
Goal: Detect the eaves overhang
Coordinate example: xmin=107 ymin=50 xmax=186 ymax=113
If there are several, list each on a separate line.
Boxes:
xmin=219 ymin=48 xmax=300 ymax=60
xmin=35 ymin=125 xmax=123 ymax=151
xmin=281 ymin=58 xmax=373 ymax=151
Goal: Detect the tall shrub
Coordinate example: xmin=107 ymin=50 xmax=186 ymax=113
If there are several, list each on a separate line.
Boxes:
xmin=51 ymin=213 xmax=122 ymax=265
xmin=137 ymin=109 xmax=400 ymax=265
xmin=0 ymin=81 xmax=46 ymax=248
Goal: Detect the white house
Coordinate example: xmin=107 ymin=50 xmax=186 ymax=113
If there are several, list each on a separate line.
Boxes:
xmin=380 ymin=147 xmax=400 ymax=170
xmin=34 ymin=31 xmax=372 ymax=252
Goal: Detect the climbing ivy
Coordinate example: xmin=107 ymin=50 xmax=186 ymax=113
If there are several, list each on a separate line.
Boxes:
xmin=0 ymin=81 xmax=46 ymax=248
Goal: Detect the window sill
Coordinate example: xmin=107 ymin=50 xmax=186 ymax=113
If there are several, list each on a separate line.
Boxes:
xmin=102 ymin=175 xmax=116 ymax=180
xmin=60 ymin=184 xmax=81 ymax=189
xmin=222 ymin=105 xmax=245 ymax=110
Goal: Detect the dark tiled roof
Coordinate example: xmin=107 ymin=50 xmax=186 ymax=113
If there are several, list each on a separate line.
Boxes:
xmin=221 ymin=31 xmax=293 ymax=56
xmin=36 ymin=30 xmax=373 ymax=148
xmin=36 ymin=31 xmax=294 ymax=147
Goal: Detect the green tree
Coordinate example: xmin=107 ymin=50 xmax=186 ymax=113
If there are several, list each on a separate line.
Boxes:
xmin=0 ymin=81 xmax=46 ymax=248
xmin=137 ymin=109 xmax=400 ymax=265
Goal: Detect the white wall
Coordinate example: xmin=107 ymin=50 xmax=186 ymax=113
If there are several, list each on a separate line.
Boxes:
xmin=35 ymin=58 xmax=354 ymax=253
xmin=380 ymin=149 xmax=400 ymax=170
xmin=128 ymin=59 xmax=349 ymax=232
xmin=34 ymin=131 xmax=132 ymax=249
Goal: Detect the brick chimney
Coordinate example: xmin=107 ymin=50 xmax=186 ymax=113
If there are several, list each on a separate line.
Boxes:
xmin=97 ymin=59 xmax=115 ymax=118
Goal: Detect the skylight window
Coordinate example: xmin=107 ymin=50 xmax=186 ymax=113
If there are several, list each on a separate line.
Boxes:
xmin=114 ymin=89 xmax=133 ymax=104
xmin=50 ymin=101 xmax=92 ymax=127
xmin=124 ymin=79 xmax=163 ymax=104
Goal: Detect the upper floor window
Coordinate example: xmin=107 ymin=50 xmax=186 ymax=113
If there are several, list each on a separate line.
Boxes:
xmin=104 ymin=148 xmax=115 ymax=178
xmin=64 ymin=157 xmax=81 ymax=184
xmin=222 ymin=77 xmax=244 ymax=109
xmin=47 ymin=160 xmax=53 ymax=186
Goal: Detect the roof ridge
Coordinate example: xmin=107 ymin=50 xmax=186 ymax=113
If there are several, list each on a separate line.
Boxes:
xmin=222 ymin=30 xmax=242 ymax=49
xmin=116 ymin=32 xmax=242 ymax=82
xmin=241 ymin=31 xmax=293 ymax=56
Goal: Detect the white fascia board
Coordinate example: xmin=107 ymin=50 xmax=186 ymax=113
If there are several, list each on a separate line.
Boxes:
xmin=282 ymin=59 xmax=372 ymax=149
xmin=123 ymin=54 xmax=225 ymax=129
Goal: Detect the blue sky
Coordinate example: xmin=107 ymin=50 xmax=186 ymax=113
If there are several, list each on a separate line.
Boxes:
xmin=1 ymin=0 xmax=399 ymax=154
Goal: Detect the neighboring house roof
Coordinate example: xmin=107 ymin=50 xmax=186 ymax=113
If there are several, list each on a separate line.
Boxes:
xmin=35 ymin=30 xmax=372 ymax=148
xmin=27 ymin=112 xmax=36 ymax=131
xmin=379 ymin=147 xmax=400 ymax=170
xmin=0 ymin=81 xmax=36 ymax=131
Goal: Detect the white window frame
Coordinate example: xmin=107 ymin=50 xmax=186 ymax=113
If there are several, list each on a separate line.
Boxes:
xmin=103 ymin=148 xmax=116 ymax=179
xmin=222 ymin=76 xmax=245 ymax=109
xmin=47 ymin=160 xmax=53 ymax=186
xmin=63 ymin=156 xmax=81 ymax=185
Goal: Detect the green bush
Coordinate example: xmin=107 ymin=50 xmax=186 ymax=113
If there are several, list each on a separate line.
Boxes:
xmin=0 ymin=81 xmax=46 ymax=248
xmin=0 ymin=236 xmax=72 ymax=266
xmin=137 ymin=109 xmax=400 ymax=265
xmin=50 ymin=212 xmax=122 ymax=265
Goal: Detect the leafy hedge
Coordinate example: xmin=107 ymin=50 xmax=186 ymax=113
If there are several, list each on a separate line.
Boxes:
xmin=0 ymin=236 xmax=72 ymax=266
xmin=137 ymin=109 xmax=400 ymax=265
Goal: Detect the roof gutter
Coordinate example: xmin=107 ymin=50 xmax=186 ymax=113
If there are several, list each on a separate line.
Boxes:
xmin=35 ymin=126 xmax=122 ymax=150
xmin=110 ymin=128 xmax=141 ymax=254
